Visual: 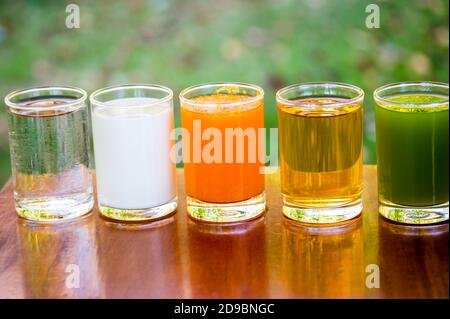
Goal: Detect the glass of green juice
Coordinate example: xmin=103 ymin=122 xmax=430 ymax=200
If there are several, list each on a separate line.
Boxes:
xmin=374 ymin=82 xmax=449 ymax=224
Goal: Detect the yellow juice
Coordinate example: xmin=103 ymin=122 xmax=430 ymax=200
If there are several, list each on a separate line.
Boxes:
xmin=278 ymin=98 xmax=363 ymax=209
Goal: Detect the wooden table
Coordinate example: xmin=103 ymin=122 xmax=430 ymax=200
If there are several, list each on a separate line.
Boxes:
xmin=0 ymin=166 xmax=447 ymax=299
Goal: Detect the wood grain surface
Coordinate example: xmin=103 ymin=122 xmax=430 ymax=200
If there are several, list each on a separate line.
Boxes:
xmin=0 ymin=166 xmax=448 ymax=298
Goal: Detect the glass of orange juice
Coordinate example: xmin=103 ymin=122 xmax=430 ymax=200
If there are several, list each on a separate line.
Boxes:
xmin=179 ymin=82 xmax=266 ymax=222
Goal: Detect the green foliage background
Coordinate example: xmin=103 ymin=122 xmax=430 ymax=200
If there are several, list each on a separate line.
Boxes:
xmin=0 ymin=0 xmax=448 ymax=185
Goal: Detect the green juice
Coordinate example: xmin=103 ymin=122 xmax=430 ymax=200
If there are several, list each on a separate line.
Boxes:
xmin=375 ymin=94 xmax=449 ymax=207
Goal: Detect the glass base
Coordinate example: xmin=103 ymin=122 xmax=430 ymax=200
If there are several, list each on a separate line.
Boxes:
xmin=283 ymin=197 xmax=362 ymax=224
xmin=186 ymin=192 xmax=266 ymax=223
xmin=99 ymin=196 xmax=177 ymax=222
xmin=15 ymin=192 xmax=94 ymax=222
xmin=379 ymin=201 xmax=449 ymax=225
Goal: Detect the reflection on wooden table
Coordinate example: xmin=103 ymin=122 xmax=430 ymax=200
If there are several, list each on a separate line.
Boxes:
xmin=281 ymin=218 xmax=365 ymax=298
xmin=0 ymin=166 xmax=447 ymax=298
xmin=17 ymin=217 xmax=100 ymax=298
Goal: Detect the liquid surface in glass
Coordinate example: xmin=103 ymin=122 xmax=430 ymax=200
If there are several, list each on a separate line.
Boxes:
xmin=8 ymin=96 xmax=92 ymax=219
xmin=181 ymin=93 xmax=265 ymax=203
xmin=278 ymin=97 xmax=363 ymax=207
xmin=376 ymin=94 xmax=449 ymax=206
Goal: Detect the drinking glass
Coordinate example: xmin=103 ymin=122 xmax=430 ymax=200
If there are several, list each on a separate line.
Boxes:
xmin=277 ymin=82 xmax=364 ymax=224
xmin=5 ymin=86 xmax=93 ymax=222
xmin=179 ymin=82 xmax=266 ymax=222
xmin=374 ymin=82 xmax=448 ymax=224
xmin=90 ymin=84 xmax=177 ymax=222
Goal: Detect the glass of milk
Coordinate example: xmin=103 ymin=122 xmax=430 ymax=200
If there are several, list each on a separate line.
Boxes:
xmin=90 ymin=85 xmax=177 ymax=222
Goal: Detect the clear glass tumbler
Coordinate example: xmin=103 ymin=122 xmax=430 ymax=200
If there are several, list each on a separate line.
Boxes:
xmin=5 ymin=86 xmax=94 ymax=222
xmin=374 ymin=82 xmax=449 ymax=224
xmin=277 ymin=82 xmax=364 ymax=224
xmin=179 ymin=82 xmax=266 ymax=223
xmin=90 ymin=84 xmax=177 ymax=222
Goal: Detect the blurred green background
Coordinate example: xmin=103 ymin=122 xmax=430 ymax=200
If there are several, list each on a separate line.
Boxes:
xmin=0 ymin=0 xmax=448 ymax=185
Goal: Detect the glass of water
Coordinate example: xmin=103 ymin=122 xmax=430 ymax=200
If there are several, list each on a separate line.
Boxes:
xmin=4 ymin=86 xmax=94 ymax=222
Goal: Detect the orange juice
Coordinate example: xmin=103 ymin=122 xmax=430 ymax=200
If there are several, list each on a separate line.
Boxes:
xmin=180 ymin=83 xmax=266 ymax=222
xmin=181 ymin=94 xmax=264 ymax=203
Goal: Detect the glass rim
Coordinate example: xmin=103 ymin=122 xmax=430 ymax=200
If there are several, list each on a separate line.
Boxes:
xmin=90 ymin=84 xmax=174 ymax=108
xmin=179 ymin=82 xmax=264 ymax=108
xmin=276 ymin=82 xmax=365 ymax=107
xmin=4 ymin=85 xmax=88 ymax=112
xmin=373 ymin=81 xmax=449 ymax=108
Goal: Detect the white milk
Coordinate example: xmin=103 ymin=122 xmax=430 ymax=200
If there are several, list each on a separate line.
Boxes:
xmin=92 ymin=97 xmax=176 ymax=209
